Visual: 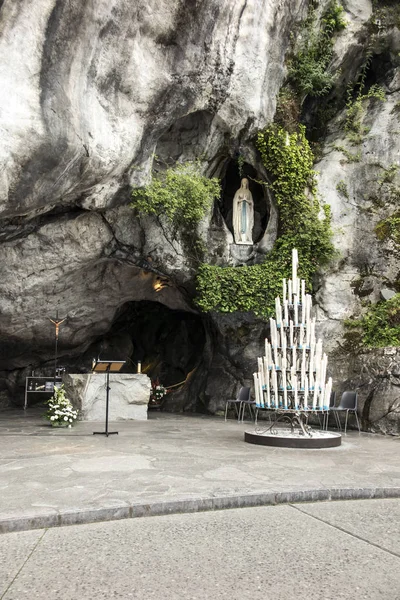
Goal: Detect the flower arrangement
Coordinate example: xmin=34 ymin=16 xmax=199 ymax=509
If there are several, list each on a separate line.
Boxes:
xmin=149 ymin=379 xmax=169 ymax=407
xmin=44 ymin=385 xmax=79 ymax=427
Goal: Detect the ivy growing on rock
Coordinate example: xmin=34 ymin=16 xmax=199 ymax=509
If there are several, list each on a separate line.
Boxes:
xmin=131 ymin=161 xmax=220 ymax=227
xmin=288 ymin=0 xmax=347 ymax=99
xmin=196 ymin=125 xmax=335 ymax=317
xmin=345 ymin=294 xmax=400 ymax=347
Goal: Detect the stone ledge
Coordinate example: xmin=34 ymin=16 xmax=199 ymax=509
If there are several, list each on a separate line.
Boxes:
xmin=1 ymin=487 xmax=399 ymax=534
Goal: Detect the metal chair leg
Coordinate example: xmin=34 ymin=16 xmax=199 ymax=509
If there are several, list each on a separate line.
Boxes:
xmin=224 ymin=402 xmax=228 ymax=421
xmin=344 ymin=410 xmax=349 ymax=434
xmin=353 ymin=410 xmax=361 ymax=433
xmin=333 ymin=411 xmax=342 ymax=431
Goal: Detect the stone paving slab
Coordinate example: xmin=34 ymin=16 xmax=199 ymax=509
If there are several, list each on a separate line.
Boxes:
xmin=2 ymin=503 xmax=400 ymax=600
xmin=0 ymin=408 xmax=399 ymax=533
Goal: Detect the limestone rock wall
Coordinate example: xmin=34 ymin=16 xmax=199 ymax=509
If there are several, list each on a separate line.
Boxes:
xmin=0 ymin=0 xmax=399 ymax=433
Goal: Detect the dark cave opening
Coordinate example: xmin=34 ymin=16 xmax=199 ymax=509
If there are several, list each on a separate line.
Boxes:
xmin=219 ymin=160 xmax=268 ymax=243
xmin=95 ymin=301 xmax=206 ymax=389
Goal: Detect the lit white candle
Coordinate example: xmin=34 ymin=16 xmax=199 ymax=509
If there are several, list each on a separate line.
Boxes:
xmin=253 ymin=373 xmax=260 ymax=406
xmin=282 ymin=367 xmax=287 ymax=408
xmin=263 ymin=357 xmax=271 ymax=407
xmin=288 ymin=279 xmax=292 ymax=305
xmin=310 ymin=318 xmax=316 ymax=349
xmin=272 ymin=368 xmax=278 ymax=407
xmin=267 ymin=343 xmax=273 ymax=369
xmin=299 ymin=323 xmax=304 ymax=348
xmin=292 ymin=345 xmax=296 ymax=372
xmin=275 ymin=297 xmax=281 ymax=327
xmin=258 ymin=373 xmax=265 ymax=409
xmin=292 ymin=248 xmax=298 ymax=294
xmin=282 ymin=334 xmax=287 ymax=368
xmin=289 ymin=320 xmax=294 ymax=347
xmin=294 ymin=295 xmax=298 ymax=325
xmin=313 ymin=377 xmax=318 ymax=409
xmin=270 ymin=318 xmax=275 ymax=346
xmin=304 ymin=375 xmax=309 ymax=409
xmin=290 ymin=366 xmax=296 ymax=390
xmin=258 ymin=357 xmax=264 ymax=388
xmin=280 ymin=320 xmax=286 ymax=350
xmin=305 ymin=294 xmax=311 ymax=327
xmin=301 ymin=347 xmax=306 ymax=389
xmin=324 ymin=377 xmax=332 ymax=410
xmin=284 ymin=300 xmax=289 ymax=326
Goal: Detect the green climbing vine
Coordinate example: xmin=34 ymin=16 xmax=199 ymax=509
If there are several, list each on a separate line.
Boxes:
xmin=196 ymin=125 xmax=335 ymax=317
xmin=345 ymin=294 xmax=400 ymax=347
xmin=288 ymin=0 xmax=347 ymax=99
xmin=131 ymin=161 xmax=220 ymax=227
xmin=375 ymin=211 xmax=400 ymax=246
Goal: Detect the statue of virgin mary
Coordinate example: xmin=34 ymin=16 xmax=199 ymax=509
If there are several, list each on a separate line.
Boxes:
xmin=232 ymin=178 xmax=254 ymax=245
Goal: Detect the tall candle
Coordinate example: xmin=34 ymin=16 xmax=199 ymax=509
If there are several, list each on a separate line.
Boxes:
xmin=324 ymin=377 xmax=332 ymax=410
xmin=275 ymin=297 xmax=281 ymax=327
xmin=284 ymin=300 xmax=289 ymax=326
xmin=301 ymin=347 xmax=306 ymax=389
xmin=292 ymin=248 xmax=298 ymax=295
xmin=282 ymin=367 xmax=287 ymax=408
xmin=264 ymin=357 xmax=271 ymax=407
xmin=272 ymin=368 xmax=278 ymax=406
xmin=283 ymin=278 xmax=287 ymax=303
xmin=299 ymin=323 xmax=304 ymax=348
xmin=258 ymin=373 xmax=265 ymax=409
xmin=282 ymin=334 xmax=287 ymax=369
xmin=310 ymin=318 xmax=316 ymax=349
xmin=289 ymin=320 xmax=294 ymax=347
xmin=280 ymin=320 xmax=286 ymax=350
xmin=269 ymin=318 xmax=275 ymax=346
xmin=253 ymin=373 xmax=260 ymax=407
xmin=258 ymin=358 xmax=264 ymax=388
xmin=288 ymin=279 xmax=292 ymax=304
xmin=304 ymin=375 xmax=309 ymax=409
xmin=301 ymin=279 xmax=306 ymax=311
xmin=305 ymin=294 xmax=311 ymax=326
xmin=294 ymin=295 xmax=298 ymax=325
xmin=313 ymin=378 xmax=318 ymax=409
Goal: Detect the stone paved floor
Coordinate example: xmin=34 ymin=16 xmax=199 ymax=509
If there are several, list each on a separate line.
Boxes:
xmin=1 ymin=500 xmax=400 ymax=599
xmin=0 ymin=407 xmax=399 ymax=531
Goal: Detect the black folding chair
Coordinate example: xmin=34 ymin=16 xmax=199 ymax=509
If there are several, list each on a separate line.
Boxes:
xmin=224 ymin=387 xmax=251 ymax=422
xmin=330 ymin=391 xmax=361 ymax=434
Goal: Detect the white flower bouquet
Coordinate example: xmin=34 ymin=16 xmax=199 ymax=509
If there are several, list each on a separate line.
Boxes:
xmin=44 ymin=384 xmax=79 ymax=427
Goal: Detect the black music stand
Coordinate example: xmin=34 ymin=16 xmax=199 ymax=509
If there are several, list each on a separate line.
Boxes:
xmin=92 ymin=360 xmax=125 ymax=437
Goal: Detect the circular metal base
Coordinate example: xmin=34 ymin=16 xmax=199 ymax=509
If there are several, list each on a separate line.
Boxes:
xmin=244 ymin=428 xmax=341 ymax=449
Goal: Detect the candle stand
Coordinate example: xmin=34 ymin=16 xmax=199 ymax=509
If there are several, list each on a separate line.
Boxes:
xmin=245 ymin=406 xmax=341 ymax=448
xmin=245 ymin=248 xmax=342 ymax=449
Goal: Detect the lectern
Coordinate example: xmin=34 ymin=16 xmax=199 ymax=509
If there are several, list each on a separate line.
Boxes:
xmin=92 ymin=360 xmax=125 ymax=437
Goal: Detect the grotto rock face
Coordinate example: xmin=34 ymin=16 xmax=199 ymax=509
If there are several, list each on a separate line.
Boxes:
xmin=0 ymin=0 xmax=304 ymax=404
xmin=0 ymin=0 xmax=399 ymax=434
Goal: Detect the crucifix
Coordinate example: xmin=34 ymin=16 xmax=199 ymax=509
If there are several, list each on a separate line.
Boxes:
xmin=49 ymin=310 xmax=66 ymax=381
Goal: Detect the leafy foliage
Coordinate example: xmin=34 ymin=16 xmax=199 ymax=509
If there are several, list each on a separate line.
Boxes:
xmin=288 ymin=1 xmax=346 ymax=98
xmin=345 ymin=83 xmax=386 ymax=142
xmin=196 ymin=125 xmax=335 ymax=316
xmin=375 ymin=211 xmax=400 ymax=246
xmin=131 ymin=162 xmax=220 ymax=227
xmin=345 ymin=294 xmax=400 ymax=347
